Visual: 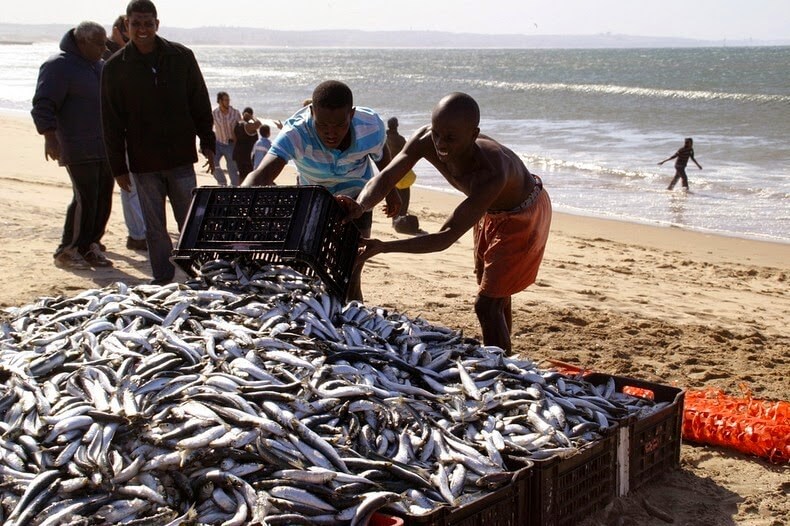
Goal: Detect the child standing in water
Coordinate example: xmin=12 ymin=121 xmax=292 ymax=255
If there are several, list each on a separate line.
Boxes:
xmin=659 ymin=137 xmax=702 ymax=190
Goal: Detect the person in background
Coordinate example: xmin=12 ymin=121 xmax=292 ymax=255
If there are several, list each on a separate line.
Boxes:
xmin=659 ymin=137 xmax=702 ymax=191
xmin=242 ymin=80 xmax=398 ymax=301
xmin=101 ymin=0 xmax=215 ymax=285
xmin=337 ymin=92 xmax=552 ymax=354
xmin=252 ymin=124 xmax=272 ymax=170
xmin=104 ymin=15 xmax=128 ymax=58
xmin=32 ymin=20 xmax=114 ymax=269
xmin=104 ymin=14 xmax=147 ymax=251
xmin=232 ymin=107 xmax=262 ymax=184
xmin=386 ymin=116 xmax=420 ymax=233
xmin=212 ymin=91 xmax=241 ymax=186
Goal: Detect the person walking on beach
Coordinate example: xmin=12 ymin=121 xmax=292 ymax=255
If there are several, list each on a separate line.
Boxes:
xmin=32 ymin=21 xmax=114 ymax=269
xmin=233 ymin=107 xmax=262 ymax=184
xmin=659 ymin=137 xmax=702 ymax=191
xmin=101 ymin=0 xmax=215 ymax=285
xmin=212 ymin=91 xmax=241 ymax=186
xmin=337 ymin=92 xmax=552 ymax=354
xmin=103 ymin=14 xmax=147 ymax=252
xmin=386 ymin=116 xmax=420 ymax=234
xmin=242 ymin=80 xmax=398 ymax=301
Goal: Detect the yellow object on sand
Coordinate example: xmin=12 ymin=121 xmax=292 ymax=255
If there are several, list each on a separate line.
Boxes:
xmin=395 ymin=169 xmax=417 ymax=190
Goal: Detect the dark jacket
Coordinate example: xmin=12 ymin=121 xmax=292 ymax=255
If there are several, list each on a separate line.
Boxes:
xmin=232 ymin=121 xmax=258 ymax=164
xmin=101 ymin=35 xmax=215 ymax=176
xmin=103 ymin=39 xmax=123 ymax=60
xmin=31 ymin=29 xmax=106 ymax=166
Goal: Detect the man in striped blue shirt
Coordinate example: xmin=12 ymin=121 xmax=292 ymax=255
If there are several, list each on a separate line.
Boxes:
xmin=243 ymin=80 xmax=398 ymax=301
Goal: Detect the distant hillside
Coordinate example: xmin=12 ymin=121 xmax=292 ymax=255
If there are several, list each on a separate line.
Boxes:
xmin=1 ymin=23 xmax=786 ymax=48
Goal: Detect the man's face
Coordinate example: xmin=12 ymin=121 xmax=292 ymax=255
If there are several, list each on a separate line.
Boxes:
xmin=430 ymin=113 xmax=478 ymax=163
xmin=79 ymin=31 xmax=107 ymax=62
xmin=219 ymin=95 xmax=230 ymax=110
xmin=126 ymin=12 xmax=159 ymax=52
xmin=311 ymin=105 xmax=354 ymax=150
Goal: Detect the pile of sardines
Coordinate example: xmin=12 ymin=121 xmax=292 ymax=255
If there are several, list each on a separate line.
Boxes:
xmin=0 ymin=260 xmax=664 ymax=525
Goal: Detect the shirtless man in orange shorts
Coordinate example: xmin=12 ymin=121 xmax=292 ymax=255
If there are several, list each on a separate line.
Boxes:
xmin=337 ymin=92 xmax=552 ymax=354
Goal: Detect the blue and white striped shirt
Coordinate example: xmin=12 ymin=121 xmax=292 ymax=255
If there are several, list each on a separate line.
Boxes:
xmin=267 ymin=105 xmax=386 ymax=196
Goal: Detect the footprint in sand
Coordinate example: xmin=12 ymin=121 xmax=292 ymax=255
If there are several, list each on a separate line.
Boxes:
xmin=560 ymin=315 xmax=588 ymax=327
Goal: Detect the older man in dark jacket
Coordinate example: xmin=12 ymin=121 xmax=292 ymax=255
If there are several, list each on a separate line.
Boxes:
xmin=32 ymin=21 xmax=114 ymax=269
xmin=102 ymin=0 xmax=215 ymax=285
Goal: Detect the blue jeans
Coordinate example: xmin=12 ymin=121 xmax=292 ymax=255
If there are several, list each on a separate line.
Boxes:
xmin=121 ymin=173 xmax=146 ymax=240
xmin=213 ymin=141 xmax=238 ymax=186
xmin=135 ymin=165 xmax=196 ymax=282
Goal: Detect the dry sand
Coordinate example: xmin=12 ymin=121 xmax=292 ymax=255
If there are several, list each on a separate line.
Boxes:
xmin=1 ymin=113 xmax=788 ymax=525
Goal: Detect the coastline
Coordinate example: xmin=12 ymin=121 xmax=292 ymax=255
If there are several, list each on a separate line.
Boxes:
xmin=409 ymin=182 xmax=790 ymax=247
xmin=1 ymin=112 xmax=787 ymax=524
xmin=408 ymin=184 xmax=790 ymax=267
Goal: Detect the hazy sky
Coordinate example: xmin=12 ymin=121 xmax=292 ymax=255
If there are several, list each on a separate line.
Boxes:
xmin=5 ymin=0 xmax=789 ymax=41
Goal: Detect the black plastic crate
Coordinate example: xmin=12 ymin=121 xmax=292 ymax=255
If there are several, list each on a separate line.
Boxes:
xmin=527 ymin=429 xmax=618 ymax=526
xmin=395 ymin=465 xmax=532 ymax=526
xmin=585 ymin=373 xmax=684 ymax=495
xmin=173 ymin=185 xmax=359 ymax=299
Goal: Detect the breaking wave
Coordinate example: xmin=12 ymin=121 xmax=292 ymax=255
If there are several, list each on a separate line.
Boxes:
xmin=468 ymin=79 xmax=790 ymax=104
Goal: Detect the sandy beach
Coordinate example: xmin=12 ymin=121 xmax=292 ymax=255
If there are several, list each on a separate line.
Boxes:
xmin=1 ymin=112 xmax=788 ymax=525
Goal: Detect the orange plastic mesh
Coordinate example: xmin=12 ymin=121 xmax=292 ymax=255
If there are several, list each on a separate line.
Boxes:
xmin=683 ymin=384 xmax=789 ymax=464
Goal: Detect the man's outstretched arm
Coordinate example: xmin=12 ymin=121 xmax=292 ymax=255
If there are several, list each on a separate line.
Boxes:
xmin=241 ymin=154 xmax=287 ymax=187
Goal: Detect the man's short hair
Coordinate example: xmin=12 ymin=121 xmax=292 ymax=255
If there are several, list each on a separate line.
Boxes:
xmin=312 ymin=80 xmax=353 ymax=110
xmin=127 ymin=0 xmax=157 ymax=18
xmin=387 ymin=117 xmax=398 ymax=129
xmin=217 ymin=91 xmax=229 ymax=103
xmin=259 ymin=124 xmax=270 ymax=138
xmin=243 ymin=107 xmax=253 ymax=115
xmin=74 ymin=21 xmax=106 ymax=43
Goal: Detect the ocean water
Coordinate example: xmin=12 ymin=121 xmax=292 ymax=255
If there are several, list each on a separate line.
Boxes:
xmin=3 ymin=43 xmax=788 ymax=243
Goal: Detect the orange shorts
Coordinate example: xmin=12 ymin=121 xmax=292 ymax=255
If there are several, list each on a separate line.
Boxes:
xmin=474 ymin=186 xmax=552 ymax=298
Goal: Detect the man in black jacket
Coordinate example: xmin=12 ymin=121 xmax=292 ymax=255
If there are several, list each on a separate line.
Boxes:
xmin=32 ymin=21 xmax=114 ymax=269
xmin=102 ymin=0 xmax=215 ymax=285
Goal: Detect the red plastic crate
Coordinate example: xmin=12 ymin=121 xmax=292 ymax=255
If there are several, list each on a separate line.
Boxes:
xmin=173 ymin=185 xmax=359 ymax=299
xmin=371 ymin=513 xmax=405 ymax=526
